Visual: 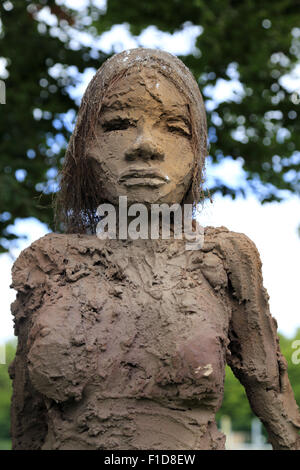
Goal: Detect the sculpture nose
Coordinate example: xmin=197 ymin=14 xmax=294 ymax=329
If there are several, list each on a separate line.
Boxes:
xmin=124 ymin=133 xmax=164 ymax=162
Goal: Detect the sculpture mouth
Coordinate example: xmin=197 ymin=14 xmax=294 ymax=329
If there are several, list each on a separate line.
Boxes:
xmin=119 ymin=168 xmax=170 ymax=187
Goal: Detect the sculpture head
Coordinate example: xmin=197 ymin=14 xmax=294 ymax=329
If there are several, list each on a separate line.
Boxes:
xmin=57 ymin=48 xmax=207 ymax=233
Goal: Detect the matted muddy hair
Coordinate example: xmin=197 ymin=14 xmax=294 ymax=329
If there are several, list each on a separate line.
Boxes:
xmin=55 ymin=48 xmax=208 ymax=233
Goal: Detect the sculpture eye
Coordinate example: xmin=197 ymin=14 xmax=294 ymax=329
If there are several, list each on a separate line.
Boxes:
xmin=167 ymin=122 xmax=191 ymax=138
xmin=165 ymin=116 xmax=192 ymax=139
xmin=101 ymin=118 xmax=133 ymax=132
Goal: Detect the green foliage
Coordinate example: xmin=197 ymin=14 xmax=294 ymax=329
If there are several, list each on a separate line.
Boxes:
xmin=0 ymin=340 xmax=16 ymax=444
xmin=1 ymin=1 xmax=300 ymax=251
xmin=0 ymin=439 xmax=11 ymax=450
xmin=0 ymin=0 xmax=109 ymax=252
xmin=278 ymin=329 xmax=300 ymax=405
xmin=216 ymin=366 xmax=254 ymax=432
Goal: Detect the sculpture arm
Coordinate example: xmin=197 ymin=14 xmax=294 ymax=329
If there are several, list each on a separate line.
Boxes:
xmin=214 ymin=230 xmax=300 ymax=449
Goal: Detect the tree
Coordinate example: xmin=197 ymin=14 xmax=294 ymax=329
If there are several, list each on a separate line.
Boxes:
xmin=1 ymin=0 xmax=300 ymax=251
xmin=0 ymin=0 xmax=108 ymax=252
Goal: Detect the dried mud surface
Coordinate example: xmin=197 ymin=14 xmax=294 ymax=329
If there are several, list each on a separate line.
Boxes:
xmin=10 ymin=227 xmax=300 ymax=449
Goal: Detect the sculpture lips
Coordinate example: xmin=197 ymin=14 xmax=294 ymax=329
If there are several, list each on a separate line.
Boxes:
xmin=119 ymin=168 xmax=169 ymax=187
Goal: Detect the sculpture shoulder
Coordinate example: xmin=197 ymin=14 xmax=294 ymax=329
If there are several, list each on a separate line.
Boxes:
xmin=12 ymin=233 xmax=63 ymax=291
xmin=204 ymin=225 xmax=260 ymax=258
xmin=11 ymin=233 xmax=99 ymax=292
xmin=203 ymin=226 xmax=265 ymax=302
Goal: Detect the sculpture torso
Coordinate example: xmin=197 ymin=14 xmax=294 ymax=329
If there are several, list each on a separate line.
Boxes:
xmin=12 ymin=229 xmax=232 ymax=449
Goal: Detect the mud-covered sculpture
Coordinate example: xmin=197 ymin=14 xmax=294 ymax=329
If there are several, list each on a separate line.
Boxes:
xmin=10 ymin=48 xmax=300 ymax=450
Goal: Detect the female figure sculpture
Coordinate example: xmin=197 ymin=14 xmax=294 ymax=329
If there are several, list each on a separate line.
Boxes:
xmin=10 ymin=48 xmax=300 ymax=450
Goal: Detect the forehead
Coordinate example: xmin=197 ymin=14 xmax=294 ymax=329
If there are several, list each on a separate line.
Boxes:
xmin=102 ymin=67 xmax=189 ymax=113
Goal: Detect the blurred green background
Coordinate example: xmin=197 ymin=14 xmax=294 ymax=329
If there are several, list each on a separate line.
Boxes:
xmin=0 ymin=340 xmax=16 ymax=450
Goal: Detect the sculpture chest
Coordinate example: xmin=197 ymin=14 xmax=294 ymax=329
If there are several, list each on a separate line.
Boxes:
xmin=27 ymin=236 xmax=230 ymax=410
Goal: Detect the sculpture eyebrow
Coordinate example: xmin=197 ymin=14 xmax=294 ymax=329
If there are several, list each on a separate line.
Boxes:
xmin=163 ymin=113 xmax=192 ymax=131
xmin=99 ymin=103 xmax=192 ymax=131
xmin=99 ymin=108 xmax=132 ymax=121
xmin=167 ymin=115 xmax=190 ymax=124
xmin=99 ymin=98 xmax=128 ymax=115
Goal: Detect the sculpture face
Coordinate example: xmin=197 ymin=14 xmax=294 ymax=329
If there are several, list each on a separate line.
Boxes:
xmin=87 ymin=67 xmax=195 ymax=205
